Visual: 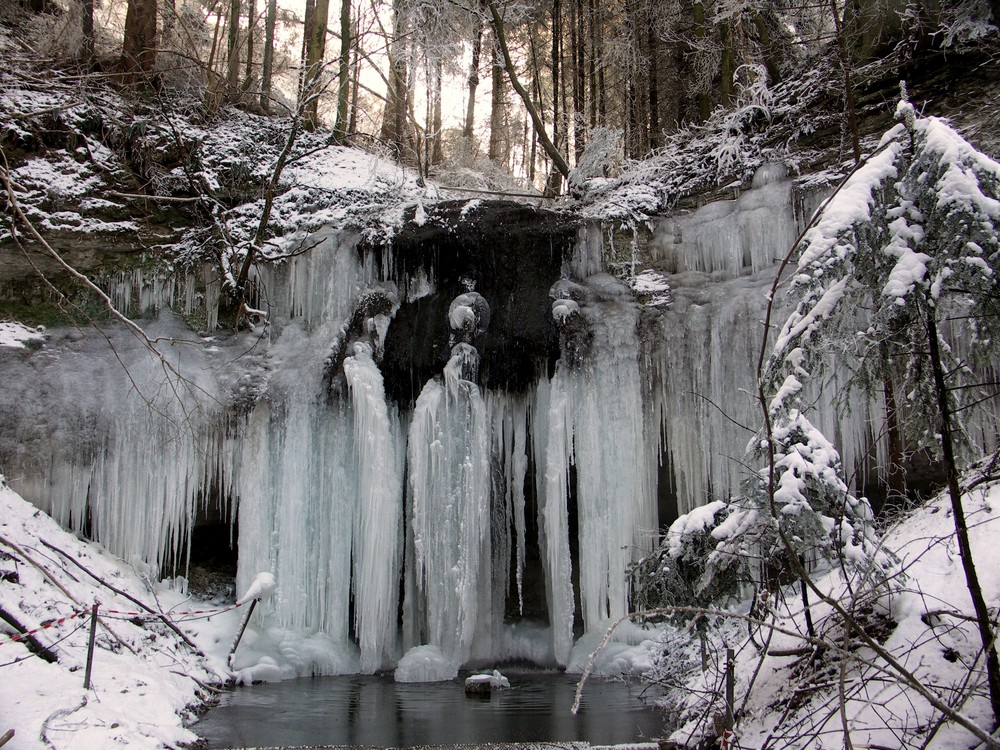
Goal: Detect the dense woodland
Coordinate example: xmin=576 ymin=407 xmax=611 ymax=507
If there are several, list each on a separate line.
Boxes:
xmin=7 ymin=0 xmax=1000 ymax=195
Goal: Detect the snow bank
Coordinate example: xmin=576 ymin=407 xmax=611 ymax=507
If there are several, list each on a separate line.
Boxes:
xmin=0 ymin=480 xmax=224 ymax=750
xmin=0 ymin=322 xmax=45 ymax=350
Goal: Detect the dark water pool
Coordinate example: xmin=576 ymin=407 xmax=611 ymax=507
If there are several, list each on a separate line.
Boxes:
xmin=194 ymin=671 xmax=665 ymax=748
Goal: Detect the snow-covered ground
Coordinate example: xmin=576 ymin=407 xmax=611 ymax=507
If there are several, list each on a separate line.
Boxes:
xmin=651 ymin=475 xmax=1000 ymax=750
xmin=0 ymin=477 xmax=243 ymax=750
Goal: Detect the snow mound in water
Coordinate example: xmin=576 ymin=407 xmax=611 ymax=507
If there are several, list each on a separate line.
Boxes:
xmin=394 ymin=645 xmax=458 ymax=683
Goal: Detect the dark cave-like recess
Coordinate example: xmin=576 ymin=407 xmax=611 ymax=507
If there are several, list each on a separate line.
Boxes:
xmin=365 ymin=201 xmax=578 ymax=405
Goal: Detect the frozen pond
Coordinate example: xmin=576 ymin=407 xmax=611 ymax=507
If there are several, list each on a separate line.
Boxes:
xmin=194 ymin=671 xmax=664 ymax=748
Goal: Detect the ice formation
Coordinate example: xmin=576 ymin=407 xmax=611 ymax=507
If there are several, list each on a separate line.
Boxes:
xmin=0 ymin=182 xmax=900 ymax=678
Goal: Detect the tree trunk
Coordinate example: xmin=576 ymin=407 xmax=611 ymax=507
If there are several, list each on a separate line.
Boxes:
xmin=243 ymin=0 xmax=257 ymax=94
xmin=571 ymin=0 xmax=586 ymax=160
xmin=122 ymin=0 xmax=158 ymax=78
xmin=81 ymin=0 xmax=95 ymax=67
xmin=648 ymin=20 xmax=659 ymax=149
xmin=431 ymin=58 xmax=444 ymax=165
xmin=587 ymin=0 xmax=597 ymax=127
xmin=753 ymin=11 xmax=781 ymax=85
xmin=302 ymin=0 xmax=330 ymax=128
xmin=551 ymin=0 xmax=562 ymax=154
xmin=333 ymin=0 xmax=352 ymax=141
xmin=527 ymin=28 xmax=544 ymax=183
xmin=927 ymin=311 xmax=1000 ymax=728
xmin=464 ymin=10 xmax=484 ymax=140
xmin=829 ymin=0 xmax=861 ymax=164
xmin=489 ymin=30 xmax=504 ymax=162
xmin=260 ymin=0 xmax=277 ymax=112
xmin=380 ymin=1 xmax=410 ymax=154
xmin=227 ymin=0 xmax=241 ymax=99
xmin=0 ymin=605 xmax=58 ymax=663
xmin=693 ymin=0 xmax=710 ymax=122
xmin=348 ymin=13 xmax=361 ymax=134
xmin=487 ymin=0 xmax=570 ymax=187
xmin=719 ymin=20 xmax=734 ymax=108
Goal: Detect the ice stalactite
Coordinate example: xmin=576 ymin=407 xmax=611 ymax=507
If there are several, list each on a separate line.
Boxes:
xmin=344 ymin=342 xmax=404 ymax=672
xmin=532 ymin=370 xmax=575 ymax=666
xmin=236 ymin=390 xmax=356 ymax=642
xmin=572 ymin=275 xmax=656 ymax=628
xmin=0 ymin=316 xmax=224 ymax=576
xmin=488 ymin=394 xmax=529 ymax=616
xmin=654 ymin=278 xmax=771 ymax=515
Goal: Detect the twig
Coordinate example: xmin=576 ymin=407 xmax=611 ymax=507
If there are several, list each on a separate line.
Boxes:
xmin=40 ymin=696 xmax=88 ymax=750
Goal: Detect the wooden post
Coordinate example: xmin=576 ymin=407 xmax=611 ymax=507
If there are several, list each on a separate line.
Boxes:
xmin=228 ymin=598 xmax=258 ymax=670
xmin=83 ymin=603 xmax=99 ymax=689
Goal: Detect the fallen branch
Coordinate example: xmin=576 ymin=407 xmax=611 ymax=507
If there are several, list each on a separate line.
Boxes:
xmin=0 ymin=534 xmax=77 ymax=603
xmin=106 ymin=191 xmax=205 ymax=204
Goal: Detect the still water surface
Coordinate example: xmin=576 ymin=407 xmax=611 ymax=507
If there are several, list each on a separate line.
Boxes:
xmin=195 ymin=671 xmax=664 ymax=748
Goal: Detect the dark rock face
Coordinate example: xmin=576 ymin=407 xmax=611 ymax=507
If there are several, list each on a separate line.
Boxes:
xmin=367 ymin=201 xmax=578 ymax=405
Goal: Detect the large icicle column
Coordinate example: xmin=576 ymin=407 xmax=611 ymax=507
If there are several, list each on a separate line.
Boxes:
xmin=538 ymin=273 xmax=659 ymax=664
xmin=405 ymin=304 xmax=492 ymax=669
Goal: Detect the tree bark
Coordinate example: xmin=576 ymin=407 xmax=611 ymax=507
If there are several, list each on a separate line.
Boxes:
xmin=243 ymin=0 xmax=257 ymax=94
xmin=753 ymin=11 xmax=781 ymax=85
xmin=648 ymin=20 xmax=659 ymax=149
xmin=571 ymin=0 xmax=586 ymax=160
xmin=927 ymin=311 xmax=1000 ymax=728
xmin=122 ymin=0 xmax=158 ymax=78
xmin=551 ymin=0 xmax=562 ymax=160
xmin=464 ymin=9 xmax=484 ymax=140
xmin=693 ymin=0 xmax=710 ymax=122
xmin=431 ymin=58 xmax=444 ymax=165
xmin=348 ymin=13 xmax=361 ymax=135
xmin=487 ymin=0 xmax=570 ymax=186
xmin=719 ymin=19 xmax=734 ymax=108
xmin=829 ymin=0 xmax=861 ymax=164
xmin=380 ymin=0 xmax=410 ymax=154
xmin=81 ymin=0 xmax=95 ymax=67
xmin=0 ymin=605 xmax=58 ymax=663
xmin=302 ymin=0 xmax=330 ymax=128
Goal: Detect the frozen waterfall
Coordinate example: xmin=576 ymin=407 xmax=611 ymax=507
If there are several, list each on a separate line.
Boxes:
xmin=1 ymin=190 xmax=892 ymax=679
